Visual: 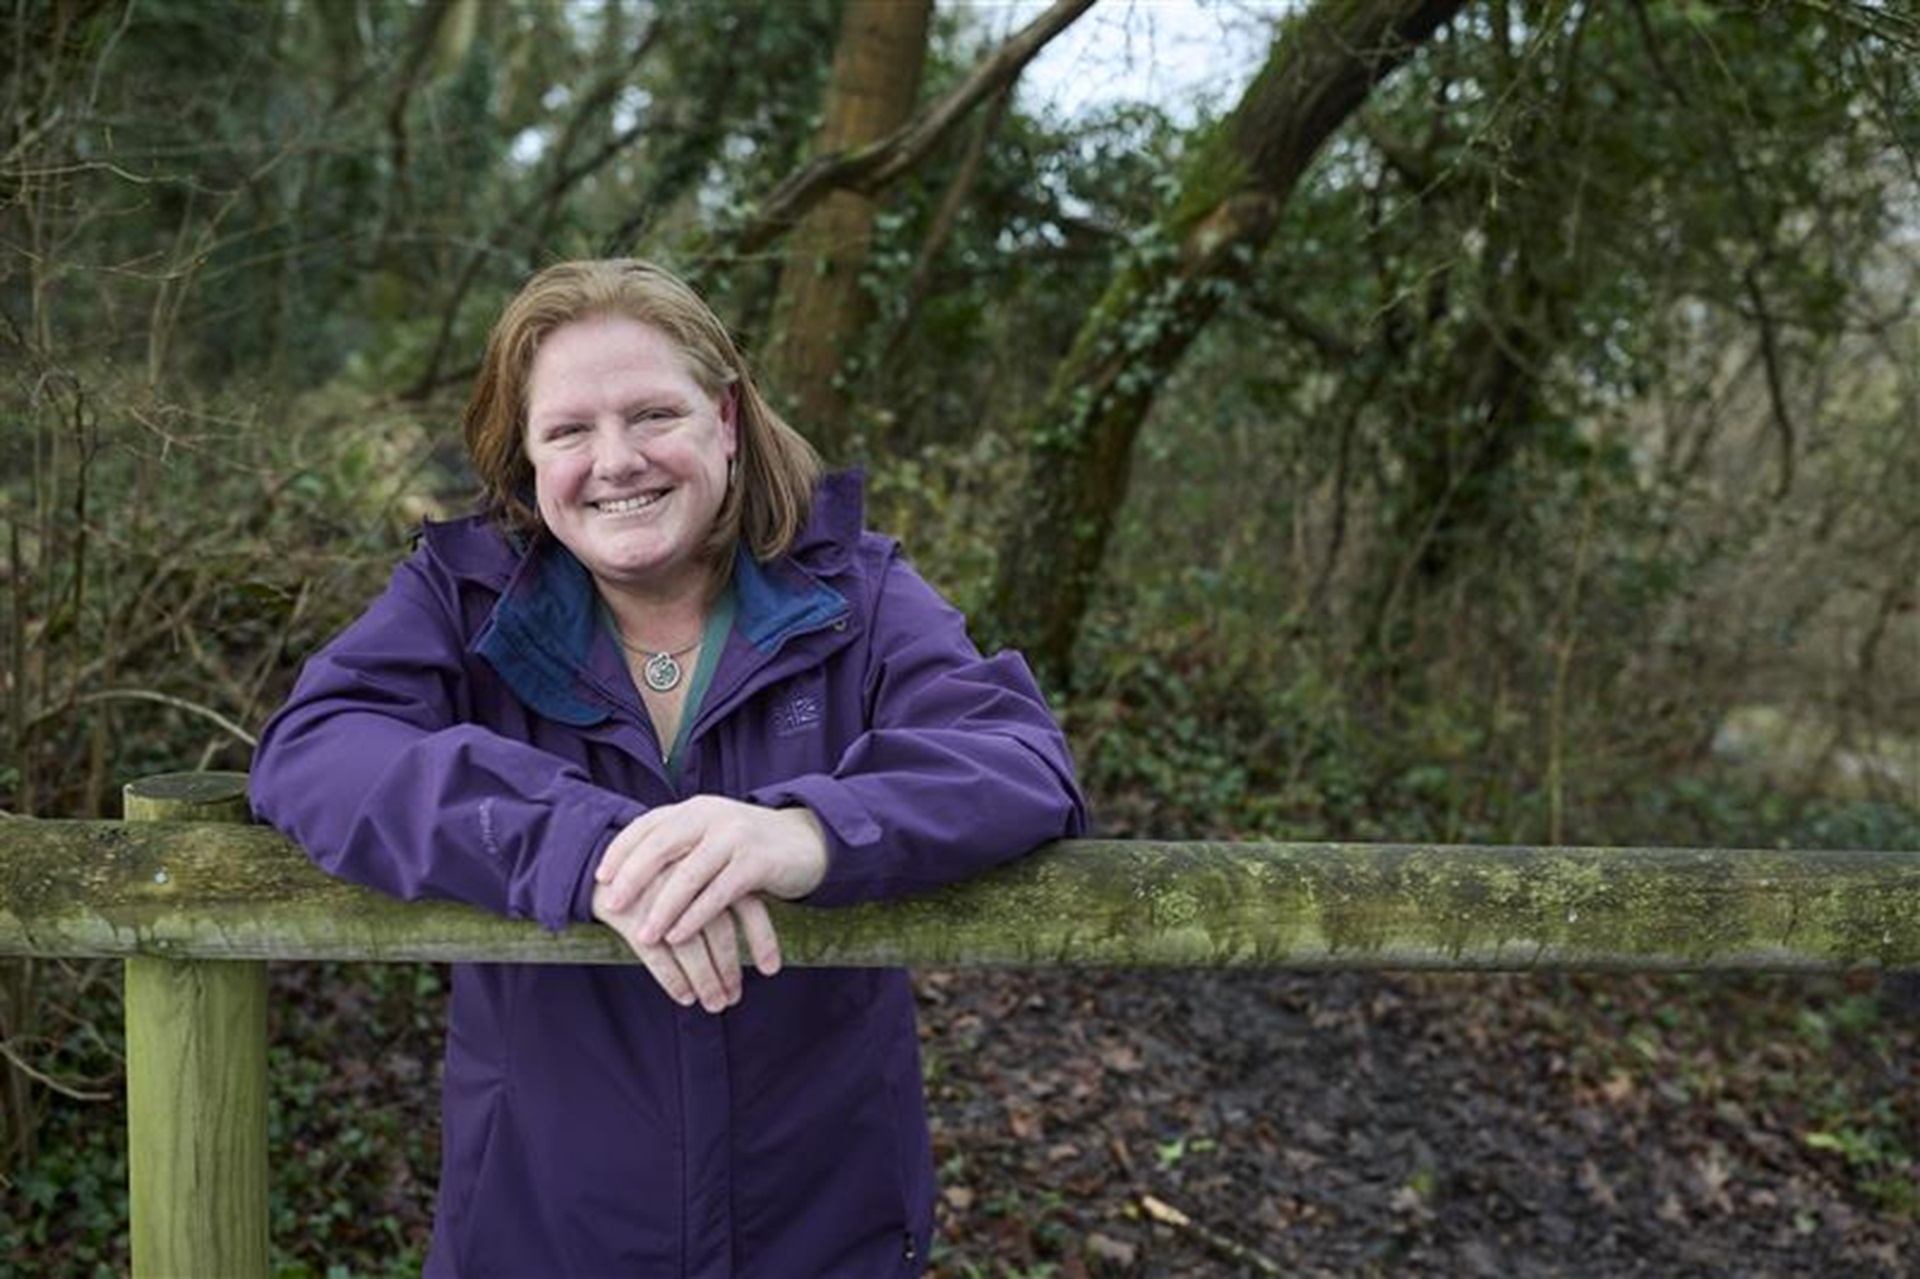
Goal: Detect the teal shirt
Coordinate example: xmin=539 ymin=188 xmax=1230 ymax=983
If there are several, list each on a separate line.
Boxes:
xmin=664 ymin=587 xmax=735 ymax=775
xmin=599 ymin=585 xmax=736 ymax=773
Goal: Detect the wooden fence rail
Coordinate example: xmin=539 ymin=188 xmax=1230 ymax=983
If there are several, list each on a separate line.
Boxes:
xmin=2 ymin=771 xmax=1917 ymax=1278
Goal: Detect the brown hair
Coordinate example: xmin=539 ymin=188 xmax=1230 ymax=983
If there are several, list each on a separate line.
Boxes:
xmin=462 ymin=259 xmax=821 ymax=563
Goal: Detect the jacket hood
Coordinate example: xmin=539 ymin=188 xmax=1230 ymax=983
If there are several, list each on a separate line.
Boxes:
xmin=415 ymin=512 xmax=521 ymax=590
xmin=786 ymin=468 xmax=865 ymax=577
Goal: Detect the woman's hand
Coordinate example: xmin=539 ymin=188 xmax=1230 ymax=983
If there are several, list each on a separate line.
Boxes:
xmin=593 ymin=798 xmax=829 ymax=1006
xmin=591 ymin=875 xmax=777 ymax=1013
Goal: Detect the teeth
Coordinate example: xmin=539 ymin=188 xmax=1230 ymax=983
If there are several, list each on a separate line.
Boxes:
xmin=596 ymin=493 xmax=662 ymax=515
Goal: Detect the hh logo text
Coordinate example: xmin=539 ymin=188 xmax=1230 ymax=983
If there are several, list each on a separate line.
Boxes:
xmin=770 ymin=690 xmax=823 ymax=737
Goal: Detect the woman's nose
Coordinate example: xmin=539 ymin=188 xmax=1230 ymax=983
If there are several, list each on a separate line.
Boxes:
xmin=589 ymin=420 xmax=646 ymax=478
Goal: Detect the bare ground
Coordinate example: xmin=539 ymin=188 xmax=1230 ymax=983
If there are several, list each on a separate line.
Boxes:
xmin=919 ymin=967 xmax=1919 ymax=1277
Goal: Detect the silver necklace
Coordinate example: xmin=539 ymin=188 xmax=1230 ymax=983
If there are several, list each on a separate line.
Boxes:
xmin=613 ymin=632 xmax=701 ymax=693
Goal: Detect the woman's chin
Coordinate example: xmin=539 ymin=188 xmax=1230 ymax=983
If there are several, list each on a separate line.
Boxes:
xmin=585 ymin=548 xmax=711 ymax=599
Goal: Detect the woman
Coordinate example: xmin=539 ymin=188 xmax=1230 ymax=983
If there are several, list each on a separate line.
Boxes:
xmin=250 ymin=259 xmax=1088 ymax=1276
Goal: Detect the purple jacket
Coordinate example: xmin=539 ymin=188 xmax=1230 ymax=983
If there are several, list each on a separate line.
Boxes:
xmin=250 ymin=473 xmax=1087 ymax=1276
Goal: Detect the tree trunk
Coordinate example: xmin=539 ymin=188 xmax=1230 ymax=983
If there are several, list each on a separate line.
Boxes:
xmin=985 ymin=0 xmax=1463 ymax=690
xmin=764 ymin=0 xmax=933 ymax=460
xmin=1367 ymin=266 xmax=1553 ymax=657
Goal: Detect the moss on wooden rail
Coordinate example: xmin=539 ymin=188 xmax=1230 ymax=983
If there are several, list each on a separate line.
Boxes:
xmin=4 ymin=808 xmax=1919 ymax=969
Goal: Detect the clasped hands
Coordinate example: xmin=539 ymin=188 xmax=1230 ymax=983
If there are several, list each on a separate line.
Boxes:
xmin=591 ymin=797 xmax=827 ymax=1013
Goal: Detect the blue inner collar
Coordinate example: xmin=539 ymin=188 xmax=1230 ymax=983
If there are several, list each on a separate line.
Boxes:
xmin=475 ymin=539 xmax=846 ymax=726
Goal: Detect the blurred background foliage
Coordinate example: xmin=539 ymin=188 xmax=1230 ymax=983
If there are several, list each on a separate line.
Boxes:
xmin=2 ymin=0 xmax=1917 ymax=1273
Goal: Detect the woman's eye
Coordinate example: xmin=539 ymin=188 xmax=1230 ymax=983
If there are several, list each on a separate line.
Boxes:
xmin=544 ymin=422 xmax=588 ymax=442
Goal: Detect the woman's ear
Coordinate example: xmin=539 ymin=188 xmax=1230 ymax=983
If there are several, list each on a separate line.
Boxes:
xmin=720 ymin=386 xmax=740 ymax=453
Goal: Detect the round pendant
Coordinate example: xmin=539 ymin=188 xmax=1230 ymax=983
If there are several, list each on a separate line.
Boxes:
xmin=642 ymin=652 xmax=683 ymax=693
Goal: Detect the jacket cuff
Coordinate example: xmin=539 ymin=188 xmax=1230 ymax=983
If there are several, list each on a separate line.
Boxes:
xmin=556 ymin=787 xmax=649 ymax=928
xmin=746 ymin=774 xmax=880 ymax=907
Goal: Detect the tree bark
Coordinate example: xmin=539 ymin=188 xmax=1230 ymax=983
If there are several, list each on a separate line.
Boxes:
xmin=764 ymin=0 xmax=933 ymax=457
xmin=984 ymin=0 xmax=1464 ymax=690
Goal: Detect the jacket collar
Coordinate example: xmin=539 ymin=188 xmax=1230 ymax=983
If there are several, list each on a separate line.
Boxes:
xmin=731 ymin=469 xmax=863 ymax=650
xmin=460 ymin=472 xmax=862 ymax=726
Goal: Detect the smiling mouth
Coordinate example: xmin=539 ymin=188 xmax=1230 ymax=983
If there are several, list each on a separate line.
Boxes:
xmin=593 ymin=492 xmax=666 ymax=515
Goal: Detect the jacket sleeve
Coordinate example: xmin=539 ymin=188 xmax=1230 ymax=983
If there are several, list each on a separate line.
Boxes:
xmin=746 ymin=551 xmax=1088 ymax=906
xmin=248 ymin=552 xmax=645 ymax=930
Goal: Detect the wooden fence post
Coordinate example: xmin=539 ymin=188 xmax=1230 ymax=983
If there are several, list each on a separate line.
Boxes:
xmin=123 ymin=772 xmax=269 ymax=1279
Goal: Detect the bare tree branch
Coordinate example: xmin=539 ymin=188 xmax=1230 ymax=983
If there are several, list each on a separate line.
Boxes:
xmin=30 ymin=689 xmax=258 ymax=748
xmin=881 ymin=82 xmax=1014 ymax=366
xmin=406 ymin=17 xmax=664 ymax=399
xmin=375 ymin=0 xmax=457 ymax=261
xmin=1634 ymin=0 xmax=1799 ymax=498
xmin=1741 ymin=267 xmax=1799 ymax=499
xmin=0 ymin=1035 xmax=114 ymax=1103
xmin=1244 ymin=289 xmax=1359 ymax=361
xmin=728 ymin=0 xmax=1097 ymax=255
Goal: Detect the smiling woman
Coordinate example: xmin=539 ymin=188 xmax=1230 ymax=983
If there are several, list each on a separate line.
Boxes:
xmin=522 ymin=314 xmax=742 ymax=766
xmin=247 ymin=258 xmax=1089 ymax=1276
xmin=525 ymin=316 xmax=737 ymax=620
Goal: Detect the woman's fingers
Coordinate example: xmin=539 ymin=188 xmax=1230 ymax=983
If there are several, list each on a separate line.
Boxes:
xmin=668 ymin=923 xmax=732 ymax=1012
xmin=732 ymin=895 xmax=783 ymax=977
xmin=641 ymin=842 xmax=737 ymax=945
xmin=632 ymin=939 xmax=697 ymax=1007
xmin=594 ymin=799 xmax=820 ymax=979
xmin=645 ymin=805 xmax=829 ymax=945
xmin=658 ymin=869 xmax=743 ymax=948
xmin=623 ymin=924 xmax=733 ymax=1011
xmin=596 ymin=878 xmax=770 ymax=1011
xmin=597 ymin=810 xmax=696 ymax=913
xmin=594 ymin=809 xmax=656 ymax=885
xmin=597 ymin=800 xmax=828 ymax=922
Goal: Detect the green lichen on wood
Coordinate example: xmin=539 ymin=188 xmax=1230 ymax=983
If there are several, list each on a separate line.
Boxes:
xmin=125 ymin=955 xmax=269 ymax=1279
xmin=771 ymin=840 xmax=1920 ymax=971
xmin=123 ymin=772 xmax=270 ymax=1279
xmin=5 ymin=815 xmax=1920 ymax=971
xmin=126 ymin=770 xmax=253 ymax=821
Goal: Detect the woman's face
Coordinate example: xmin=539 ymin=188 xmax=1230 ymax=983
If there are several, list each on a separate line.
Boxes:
xmin=524 ymin=313 xmax=736 ymax=606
